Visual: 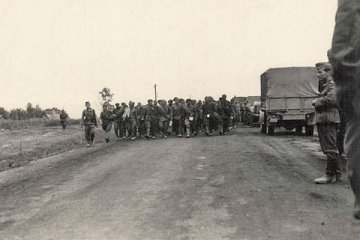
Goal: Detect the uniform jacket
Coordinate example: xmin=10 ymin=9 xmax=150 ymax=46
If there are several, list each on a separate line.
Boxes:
xmin=100 ymin=111 xmax=114 ymax=126
xmin=171 ymin=104 xmax=184 ymax=120
xmin=158 ymin=105 xmax=171 ymax=121
xmin=60 ymin=112 xmax=68 ymax=121
xmin=184 ymin=105 xmax=196 ymax=119
xmin=328 ymin=0 xmax=360 ymax=118
xmin=202 ymin=102 xmax=216 ymax=118
xmin=145 ymin=105 xmax=156 ymax=121
xmin=82 ymin=108 xmax=98 ymax=126
xmin=113 ymin=107 xmax=124 ymax=122
xmin=137 ymin=106 xmax=146 ymax=121
xmin=314 ymin=76 xmax=340 ymax=124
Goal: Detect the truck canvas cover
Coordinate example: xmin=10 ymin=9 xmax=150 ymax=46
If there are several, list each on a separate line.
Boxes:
xmin=261 ymin=67 xmax=319 ymax=111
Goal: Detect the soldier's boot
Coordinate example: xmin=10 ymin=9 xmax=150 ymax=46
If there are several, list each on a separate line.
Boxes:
xmin=218 ymin=126 xmax=224 ymax=135
xmin=354 ymin=198 xmax=360 ymax=220
xmin=205 ymin=126 xmax=212 ymax=136
xmin=314 ymin=174 xmax=336 ymax=184
xmin=91 ymin=134 xmax=95 ymax=146
xmin=335 ymin=170 xmax=342 ymax=182
xmin=146 ymin=128 xmax=150 ymax=140
xmin=186 ymin=127 xmax=191 ymax=138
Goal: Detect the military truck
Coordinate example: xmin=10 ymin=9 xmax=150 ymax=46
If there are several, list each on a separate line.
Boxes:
xmin=260 ymin=67 xmax=318 ymax=136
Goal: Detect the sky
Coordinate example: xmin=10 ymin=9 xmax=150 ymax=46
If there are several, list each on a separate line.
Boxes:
xmin=0 ymin=0 xmax=338 ymax=117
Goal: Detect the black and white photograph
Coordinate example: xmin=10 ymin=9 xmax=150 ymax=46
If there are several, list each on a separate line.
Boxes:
xmin=0 ymin=0 xmax=359 ymax=239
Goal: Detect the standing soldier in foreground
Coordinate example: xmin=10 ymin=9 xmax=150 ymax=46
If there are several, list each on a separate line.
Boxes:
xmin=59 ymin=110 xmax=68 ymax=130
xmin=313 ymin=63 xmax=341 ymax=184
xmin=81 ymin=101 xmax=98 ymax=147
xmin=328 ymin=0 xmax=360 ymax=219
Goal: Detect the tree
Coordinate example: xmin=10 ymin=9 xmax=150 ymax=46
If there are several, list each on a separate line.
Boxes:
xmin=33 ymin=104 xmax=43 ymax=118
xmin=0 ymin=107 xmax=9 ymax=119
xmin=99 ymin=87 xmax=114 ymax=108
xmin=9 ymin=108 xmax=27 ymax=120
xmin=26 ymin=103 xmax=34 ymax=118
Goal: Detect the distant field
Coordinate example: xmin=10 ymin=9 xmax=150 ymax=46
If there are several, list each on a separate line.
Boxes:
xmin=0 ymin=119 xmax=81 ymax=130
xmin=0 ymin=125 xmax=104 ymax=172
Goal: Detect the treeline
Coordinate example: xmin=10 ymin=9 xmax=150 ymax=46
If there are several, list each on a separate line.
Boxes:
xmin=0 ymin=103 xmax=66 ymax=120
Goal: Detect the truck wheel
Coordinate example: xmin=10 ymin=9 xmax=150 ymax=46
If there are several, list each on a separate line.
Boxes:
xmin=296 ymin=126 xmax=303 ymax=135
xmin=267 ymin=126 xmax=275 ymax=136
xmin=305 ymin=125 xmax=314 ymax=136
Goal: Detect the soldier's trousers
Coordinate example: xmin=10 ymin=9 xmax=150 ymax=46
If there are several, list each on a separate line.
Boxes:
xmin=102 ymin=123 xmax=112 ymax=140
xmin=153 ymin=119 xmax=160 ymax=134
xmin=172 ymin=119 xmax=181 ymax=135
xmin=337 ymin=111 xmax=347 ymax=157
xmin=185 ymin=119 xmax=194 ymax=136
xmin=203 ymin=117 xmax=214 ymax=134
xmin=329 ymin=0 xmax=360 ymax=209
xmin=159 ymin=120 xmax=169 ymax=136
xmin=138 ymin=120 xmax=146 ymax=136
xmin=60 ymin=121 xmax=67 ymax=130
xmin=317 ymin=123 xmax=341 ymax=176
xmin=127 ymin=120 xmax=137 ymax=138
xmin=145 ymin=120 xmax=155 ymax=137
xmin=114 ymin=120 xmax=123 ymax=138
xmin=84 ymin=125 xmax=95 ymax=144
xmin=218 ymin=117 xmax=230 ymax=133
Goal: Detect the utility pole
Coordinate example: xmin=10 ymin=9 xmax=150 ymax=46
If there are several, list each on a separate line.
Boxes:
xmin=154 ymin=84 xmax=158 ymax=101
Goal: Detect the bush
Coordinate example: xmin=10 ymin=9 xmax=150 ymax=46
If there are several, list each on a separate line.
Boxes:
xmin=0 ymin=119 xmax=81 ymax=130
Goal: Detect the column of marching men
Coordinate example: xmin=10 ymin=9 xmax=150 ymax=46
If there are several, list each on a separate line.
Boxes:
xmin=80 ymin=94 xmax=241 ymax=147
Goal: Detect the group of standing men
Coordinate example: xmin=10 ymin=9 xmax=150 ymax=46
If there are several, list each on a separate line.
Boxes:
xmin=80 ymin=94 xmax=241 ymax=146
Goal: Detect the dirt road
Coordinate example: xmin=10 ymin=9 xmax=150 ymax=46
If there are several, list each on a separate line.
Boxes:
xmin=0 ymin=127 xmax=359 ymax=239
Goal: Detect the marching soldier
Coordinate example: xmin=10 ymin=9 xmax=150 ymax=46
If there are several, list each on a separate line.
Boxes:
xmin=100 ymin=104 xmax=115 ymax=143
xmin=184 ymin=99 xmax=196 ymax=138
xmin=120 ymin=102 xmax=128 ymax=138
xmin=137 ymin=104 xmax=146 ymax=138
xmin=195 ymin=100 xmax=204 ymax=134
xmin=158 ymin=100 xmax=171 ymax=138
xmin=126 ymin=101 xmax=138 ymax=140
xmin=59 ymin=110 xmax=68 ymax=130
xmin=171 ymin=97 xmax=184 ymax=137
xmin=113 ymin=103 xmax=124 ymax=140
xmin=153 ymin=101 xmax=161 ymax=136
xmin=145 ymin=99 xmax=156 ymax=139
xmin=202 ymin=96 xmax=217 ymax=136
xmin=81 ymin=101 xmax=98 ymax=147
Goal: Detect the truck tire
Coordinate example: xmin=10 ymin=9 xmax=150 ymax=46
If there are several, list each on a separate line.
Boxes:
xmin=296 ymin=126 xmax=303 ymax=135
xmin=305 ymin=125 xmax=314 ymax=136
xmin=267 ymin=125 xmax=275 ymax=136
xmin=261 ymin=112 xmax=267 ymax=134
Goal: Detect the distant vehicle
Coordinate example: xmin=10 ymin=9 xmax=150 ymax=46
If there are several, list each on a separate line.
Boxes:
xmin=260 ymin=67 xmax=318 ymax=136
